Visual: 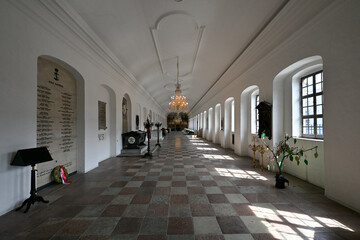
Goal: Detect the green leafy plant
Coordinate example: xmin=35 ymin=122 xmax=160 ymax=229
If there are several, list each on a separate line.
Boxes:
xmin=260 ymin=133 xmax=319 ymax=175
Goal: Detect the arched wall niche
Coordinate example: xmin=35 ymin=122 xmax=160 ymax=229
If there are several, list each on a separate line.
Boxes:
xmin=37 ymin=55 xmax=85 ymax=186
xmin=224 ymin=97 xmax=234 ymax=149
xmin=214 ymin=104 xmax=221 ymax=144
xmin=203 ymin=111 xmax=207 ymax=139
xmin=135 ymin=103 xmax=141 ymax=130
xmin=273 ymin=55 xmax=323 ymax=144
xmin=208 ymin=108 xmax=213 ymax=141
xmin=249 ymin=89 xmax=260 ymax=134
xmin=98 ymin=84 xmax=117 ymax=159
xmin=272 ymin=55 xmax=324 ymax=188
xmin=149 ymin=109 xmax=153 ymax=121
xmin=240 ymin=85 xmax=259 ymax=156
xmin=122 ymin=93 xmax=132 ymax=133
xmin=143 ymin=107 xmax=147 ymax=125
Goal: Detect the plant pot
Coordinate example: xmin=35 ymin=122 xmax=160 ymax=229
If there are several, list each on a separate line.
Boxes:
xmin=275 ymin=174 xmax=289 ymax=189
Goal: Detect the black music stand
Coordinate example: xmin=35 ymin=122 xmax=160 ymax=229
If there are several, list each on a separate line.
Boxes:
xmin=155 ymin=122 xmax=162 ymax=147
xmin=11 ymin=147 xmax=53 ymax=213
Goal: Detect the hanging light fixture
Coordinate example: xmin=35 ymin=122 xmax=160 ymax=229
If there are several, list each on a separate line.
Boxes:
xmin=169 ymin=56 xmax=189 ymax=112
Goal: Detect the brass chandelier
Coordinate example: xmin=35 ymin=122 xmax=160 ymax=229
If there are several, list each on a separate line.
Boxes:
xmin=169 ymin=57 xmax=188 ymax=112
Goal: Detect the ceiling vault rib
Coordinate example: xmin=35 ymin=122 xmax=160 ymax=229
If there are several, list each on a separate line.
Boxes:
xmin=190 ymin=0 xmax=290 ymax=113
xmin=150 ymin=28 xmax=165 ymax=74
xmin=190 ymin=26 xmax=205 ymax=74
xmin=150 ymin=12 xmax=205 ymax=82
xmin=37 ymin=0 xmax=165 ymax=111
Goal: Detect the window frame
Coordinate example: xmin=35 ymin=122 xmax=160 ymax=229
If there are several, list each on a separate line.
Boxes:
xmin=300 ymin=70 xmax=324 ymax=139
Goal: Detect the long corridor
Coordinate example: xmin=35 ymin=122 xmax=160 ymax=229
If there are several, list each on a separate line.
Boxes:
xmin=1 ymin=132 xmax=360 ymax=240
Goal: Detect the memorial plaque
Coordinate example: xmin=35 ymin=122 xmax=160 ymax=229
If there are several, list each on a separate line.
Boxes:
xmin=98 ymin=101 xmax=107 ymax=130
xmin=36 ymin=57 xmax=77 ymax=187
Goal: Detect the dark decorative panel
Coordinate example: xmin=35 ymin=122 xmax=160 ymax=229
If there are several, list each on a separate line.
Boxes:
xmin=256 ymin=101 xmax=272 ymax=140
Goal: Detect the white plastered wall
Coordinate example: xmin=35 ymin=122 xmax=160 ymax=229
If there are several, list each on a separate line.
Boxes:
xmin=0 ymin=1 xmax=164 ymax=215
xmin=189 ymin=1 xmax=360 ymax=212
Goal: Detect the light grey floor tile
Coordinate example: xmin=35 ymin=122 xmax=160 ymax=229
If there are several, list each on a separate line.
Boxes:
xmin=240 ymin=216 xmax=272 ymax=234
xmin=83 ymin=217 xmax=120 ymax=235
xmin=212 ymin=204 xmax=237 ymax=216
xmin=189 ymin=194 xmax=210 ymax=204
xmin=224 ymin=234 xmax=254 ymax=240
xmin=205 ymin=187 xmax=222 ymax=194
xmin=193 ymin=216 xmax=222 ymax=234
xmin=122 ymin=204 xmax=148 ymax=217
xmin=225 ymin=194 xmax=250 ymax=203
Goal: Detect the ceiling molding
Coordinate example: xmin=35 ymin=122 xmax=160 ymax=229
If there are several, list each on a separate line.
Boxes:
xmin=190 ymin=0 xmax=342 ymax=115
xmin=150 ymin=12 xmax=205 ymax=78
xmin=10 ymin=0 xmax=164 ymax=112
xmin=190 ymin=0 xmax=290 ymax=113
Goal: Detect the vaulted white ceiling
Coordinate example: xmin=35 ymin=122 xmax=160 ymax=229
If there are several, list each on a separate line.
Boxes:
xmin=67 ymin=0 xmax=287 ymax=111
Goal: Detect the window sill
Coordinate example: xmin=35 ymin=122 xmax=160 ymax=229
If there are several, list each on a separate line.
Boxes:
xmin=294 ymin=137 xmax=324 ymax=142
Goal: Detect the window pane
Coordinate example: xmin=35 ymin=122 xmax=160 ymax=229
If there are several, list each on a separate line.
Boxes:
xmin=316 ymin=105 xmax=323 ymax=115
xmin=302 ymin=98 xmax=308 ymax=107
xmin=303 ymin=107 xmax=308 ymax=116
xmin=303 ymin=127 xmax=308 ymax=135
xmin=316 ymin=95 xmax=322 ymax=105
xmin=308 ymin=86 xmax=313 ymax=94
xmin=302 ymin=78 xmax=308 ymax=87
xmin=303 ymin=119 xmax=309 ymax=127
xmin=303 ymin=118 xmax=309 ymax=135
xmin=308 ymin=77 xmax=313 ymax=85
xmin=317 ymin=127 xmax=323 ymax=135
xmin=316 ymin=83 xmax=322 ymax=93
xmin=308 ymin=97 xmax=314 ymax=106
xmin=315 ymin=73 xmax=322 ymax=83
xmin=309 ymin=118 xmax=314 ymax=135
xmin=317 ymin=118 xmax=323 ymax=135
xmin=308 ymin=106 xmax=314 ymax=115
xmin=317 ymin=118 xmax=323 ymax=126
xmin=302 ymin=87 xmax=308 ymax=96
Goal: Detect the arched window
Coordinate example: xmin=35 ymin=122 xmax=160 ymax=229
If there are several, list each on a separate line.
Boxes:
xmin=240 ymin=86 xmax=259 ymax=156
xmin=273 ymin=56 xmax=323 ymax=143
xmin=231 ymin=100 xmax=235 ymax=132
xmin=250 ymin=89 xmax=259 ymax=134
xmin=301 ymin=71 xmax=324 ymax=138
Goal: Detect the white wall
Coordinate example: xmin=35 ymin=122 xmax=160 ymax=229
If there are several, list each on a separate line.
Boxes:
xmin=189 ymin=1 xmax=360 ymax=212
xmin=0 ymin=0 xmax=164 ymax=215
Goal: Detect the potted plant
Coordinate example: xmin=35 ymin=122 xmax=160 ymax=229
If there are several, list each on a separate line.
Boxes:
xmin=260 ymin=133 xmax=319 ymax=189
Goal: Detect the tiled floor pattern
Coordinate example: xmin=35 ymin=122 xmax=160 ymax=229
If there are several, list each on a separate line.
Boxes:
xmin=1 ymin=132 xmax=360 ymax=240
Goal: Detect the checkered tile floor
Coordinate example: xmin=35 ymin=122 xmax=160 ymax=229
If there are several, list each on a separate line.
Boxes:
xmin=1 ymin=132 xmax=360 ymax=240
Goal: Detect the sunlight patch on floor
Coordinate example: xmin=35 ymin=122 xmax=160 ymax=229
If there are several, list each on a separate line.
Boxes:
xmin=203 ymin=154 xmax=233 ymax=160
xmin=197 ymin=147 xmax=218 ymax=151
xmin=315 ymin=216 xmax=354 ymax=231
xmin=247 ymin=205 xmax=354 ymax=240
xmin=214 ymin=168 xmax=268 ymax=180
xmin=192 ymin=143 xmax=209 ymax=146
